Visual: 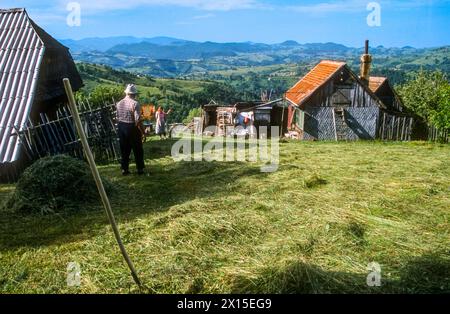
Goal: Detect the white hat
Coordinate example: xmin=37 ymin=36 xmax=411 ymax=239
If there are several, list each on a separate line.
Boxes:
xmin=125 ymin=84 xmax=138 ymax=95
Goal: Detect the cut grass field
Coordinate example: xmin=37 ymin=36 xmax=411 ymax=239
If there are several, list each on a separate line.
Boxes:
xmin=0 ymin=140 xmax=449 ymax=294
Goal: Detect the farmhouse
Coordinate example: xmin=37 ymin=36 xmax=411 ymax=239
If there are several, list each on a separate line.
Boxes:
xmin=285 ymin=41 xmax=415 ymax=141
xmin=0 ymin=8 xmax=83 ymax=181
xmin=202 ymin=99 xmax=287 ymax=138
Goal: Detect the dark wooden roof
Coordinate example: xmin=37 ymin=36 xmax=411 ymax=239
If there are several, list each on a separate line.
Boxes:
xmin=0 ymin=8 xmax=83 ymax=164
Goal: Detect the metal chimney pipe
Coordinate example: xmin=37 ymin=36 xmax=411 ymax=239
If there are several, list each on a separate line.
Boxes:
xmin=360 ymin=40 xmax=372 ymax=84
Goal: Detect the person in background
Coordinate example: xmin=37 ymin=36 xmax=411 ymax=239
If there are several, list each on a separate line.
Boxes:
xmin=155 ymin=106 xmax=172 ymax=140
xmin=116 ymin=84 xmax=145 ymax=175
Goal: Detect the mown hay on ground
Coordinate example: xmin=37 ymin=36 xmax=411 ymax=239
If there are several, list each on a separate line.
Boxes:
xmin=5 ymin=155 xmax=113 ymax=214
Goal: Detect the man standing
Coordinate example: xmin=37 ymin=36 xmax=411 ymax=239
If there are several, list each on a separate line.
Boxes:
xmin=116 ymin=84 xmax=145 ymax=175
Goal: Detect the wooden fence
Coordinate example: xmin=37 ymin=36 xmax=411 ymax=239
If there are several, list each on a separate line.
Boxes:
xmin=17 ymin=101 xmax=120 ymax=164
xmin=428 ymin=125 xmax=449 ymax=143
xmin=378 ymin=111 xmax=414 ymax=141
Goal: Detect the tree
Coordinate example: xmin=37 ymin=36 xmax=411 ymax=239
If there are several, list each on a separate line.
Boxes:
xmin=183 ymin=107 xmax=203 ymax=124
xmin=88 ymin=85 xmax=124 ymax=108
xmin=398 ymin=70 xmax=449 ymax=130
xmin=431 ymin=84 xmax=450 ymax=130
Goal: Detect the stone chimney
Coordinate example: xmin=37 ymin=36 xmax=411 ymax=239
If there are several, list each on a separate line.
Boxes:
xmin=360 ymin=40 xmax=372 ymax=84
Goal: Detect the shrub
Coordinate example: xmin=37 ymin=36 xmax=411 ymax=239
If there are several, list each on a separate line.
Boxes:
xmin=5 ymin=155 xmax=113 ymax=214
xmin=183 ymin=107 xmax=203 ymax=124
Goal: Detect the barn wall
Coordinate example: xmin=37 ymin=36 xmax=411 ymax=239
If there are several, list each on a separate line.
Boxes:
xmin=298 ymin=66 xmax=383 ymax=141
xmin=302 ymin=66 xmax=381 ymax=109
xmin=350 ymin=82 xmax=381 ymax=108
xmin=375 ymin=81 xmax=403 ymax=112
xmin=303 ymin=80 xmax=335 ymax=108
xmin=302 ymin=107 xmax=380 ymax=140
xmin=346 ymin=107 xmax=380 ymax=140
xmin=303 ymin=107 xmax=335 ymax=140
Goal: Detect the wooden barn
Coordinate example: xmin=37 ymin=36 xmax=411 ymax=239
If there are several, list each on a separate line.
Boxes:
xmin=0 ymin=8 xmax=83 ymax=181
xmin=285 ymin=41 xmax=414 ymax=141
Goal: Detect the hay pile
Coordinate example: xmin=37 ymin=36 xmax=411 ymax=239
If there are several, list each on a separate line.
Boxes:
xmin=6 ymin=155 xmax=113 ymax=214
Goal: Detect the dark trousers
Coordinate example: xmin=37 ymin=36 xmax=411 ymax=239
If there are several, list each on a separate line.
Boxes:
xmin=118 ymin=122 xmax=145 ymax=171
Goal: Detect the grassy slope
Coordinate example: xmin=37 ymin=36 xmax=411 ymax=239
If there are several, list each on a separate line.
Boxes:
xmin=79 ymin=63 xmax=211 ymax=99
xmin=0 ymin=140 xmax=449 ymax=293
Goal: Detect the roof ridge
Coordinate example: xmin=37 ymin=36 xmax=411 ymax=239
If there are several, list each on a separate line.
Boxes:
xmin=0 ymin=8 xmax=26 ymax=13
xmin=320 ymin=60 xmax=346 ymax=64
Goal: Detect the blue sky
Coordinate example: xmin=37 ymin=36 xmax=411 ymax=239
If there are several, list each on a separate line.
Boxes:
xmin=1 ymin=0 xmax=449 ymax=47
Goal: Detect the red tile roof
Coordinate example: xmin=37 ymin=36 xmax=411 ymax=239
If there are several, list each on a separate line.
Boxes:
xmin=368 ymin=76 xmax=387 ymax=93
xmin=285 ymin=60 xmax=346 ymax=106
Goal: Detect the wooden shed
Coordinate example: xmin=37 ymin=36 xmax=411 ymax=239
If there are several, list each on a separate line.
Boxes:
xmin=0 ymin=8 xmax=83 ymax=181
xmin=285 ymin=41 xmax=415 ymax=141
xmin=202 ymin=99 xmax=287 ymax=138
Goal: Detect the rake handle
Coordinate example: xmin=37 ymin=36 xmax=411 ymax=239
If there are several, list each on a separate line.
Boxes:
xmin=63 ymin=78 xmax=142 ymax=289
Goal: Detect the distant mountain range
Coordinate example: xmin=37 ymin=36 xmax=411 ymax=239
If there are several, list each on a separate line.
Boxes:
xmin=60 ymin=36 xmax=190 ymax=52
xmin=61 ymin=36 xmax=449 ymax=78
xmin=62 ymin=36 xmax=366 ymax=56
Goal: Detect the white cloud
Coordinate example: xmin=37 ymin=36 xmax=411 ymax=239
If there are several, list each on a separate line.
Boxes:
xmin=175 ymin=21 xmax=194 ymax=25
xmin=289 ymin=0 xmax=368 ymax=14
xmin=288 ymin=0 xmax=449 ymax=14
xmin=57 ymin=0 xmax=259 ymax=13
xmin=31 ymin=12 xmax=67 ymax=23
xmin=193 ymin=13 xmax=215 ymax=19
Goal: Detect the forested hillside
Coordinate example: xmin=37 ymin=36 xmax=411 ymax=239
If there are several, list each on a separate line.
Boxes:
xmin=76 ymin=63 xmax=251 ymax=123
xmin=66 ymin=37 xmax=450 ymax=79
